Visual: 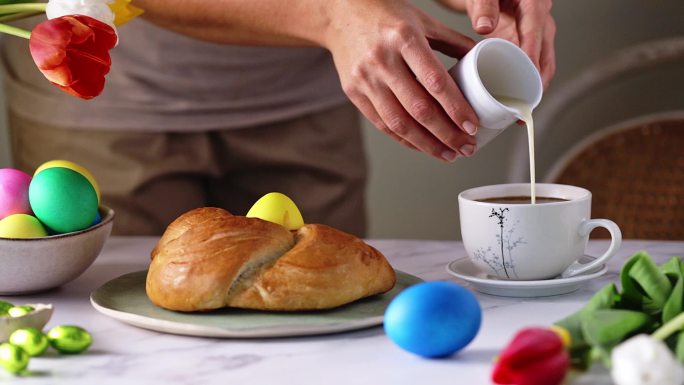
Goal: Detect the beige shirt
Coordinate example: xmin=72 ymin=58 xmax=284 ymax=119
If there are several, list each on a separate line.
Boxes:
xmin=1 ymin=19 xmax=348 ymax=131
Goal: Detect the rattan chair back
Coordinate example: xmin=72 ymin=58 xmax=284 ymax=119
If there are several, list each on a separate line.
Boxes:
xmin=548 ymin=114 xmax=684 ymax=239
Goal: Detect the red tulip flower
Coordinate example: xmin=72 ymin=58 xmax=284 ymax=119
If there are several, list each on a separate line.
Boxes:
xmin=492 ymin=328 xmax=570 ymax=385
xmin=29 ymin=14 xmax=117 ymax=99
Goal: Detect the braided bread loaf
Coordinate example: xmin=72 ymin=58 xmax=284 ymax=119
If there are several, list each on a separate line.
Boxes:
xmin=146 ymin=207 xmax=396 ymax=312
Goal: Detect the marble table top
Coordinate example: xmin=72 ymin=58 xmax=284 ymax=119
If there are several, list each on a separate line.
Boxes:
xmin=1 ymin=237 xmax=682 ymax=384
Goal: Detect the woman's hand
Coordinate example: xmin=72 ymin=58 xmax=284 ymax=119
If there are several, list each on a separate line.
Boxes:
xmin=324 ymin=0 xmax=480 ymax=162
xmin=443 ymin=0 xmax=556 ymax=88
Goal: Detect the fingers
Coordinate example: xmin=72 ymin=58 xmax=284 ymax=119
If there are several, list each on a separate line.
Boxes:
xmin=367 ymin=86 xmax=463 ymax=162
xmin=467 ymin=0 xmax=500 ymax=35
xmin=328 ymin=3 xmax=481 ymax=162
xmin=515 ymin=0 xmax=552 ymax=71
xmin=351 ymin=94 xmax=419 ymax=152
xmin=397 ymin=28 xmax=480 ymax=139
xmin=346 ymin=77 xmax=473 ymax=162
xmin=382 ymin=61 xmax=477 ymax=156
xmin=539 ymin=17 xmax=557 ymax=89
xmin=480 ymin=0 xmax=556 ymax=87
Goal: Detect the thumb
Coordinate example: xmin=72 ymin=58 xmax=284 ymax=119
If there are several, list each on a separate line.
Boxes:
xmin=468 ymin=0 xmax=500 ymax=35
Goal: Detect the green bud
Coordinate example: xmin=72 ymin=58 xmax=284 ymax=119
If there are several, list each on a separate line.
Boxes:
xmin=7 ymin=305 xmax=34 ymax=318
xmin=47 ymin=325 xmax=92 ymax=354
xmin=9 ymin=328 xmax=49 ymax=357
xmin=0 ymin=343 xmax=29 ymax=375
xmin=0 ymin=300 xmax=13 ymax=316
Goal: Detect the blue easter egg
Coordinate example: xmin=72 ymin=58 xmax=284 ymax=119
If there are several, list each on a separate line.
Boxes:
xmin=91 ymin=211 xmax=102 ymax=227
xmin=384 ymin=281 xmax=482 ymax=358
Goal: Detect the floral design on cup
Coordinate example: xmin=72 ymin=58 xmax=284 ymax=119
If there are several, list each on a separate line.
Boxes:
xmin=473 ymin=208 xmax=527 ymax=279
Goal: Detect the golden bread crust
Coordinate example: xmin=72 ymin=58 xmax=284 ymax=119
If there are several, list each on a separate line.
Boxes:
xmin=146 ymin=208 xmax=396 ymax=312
xmin=146 ymin=208 xmax=295 ymax=311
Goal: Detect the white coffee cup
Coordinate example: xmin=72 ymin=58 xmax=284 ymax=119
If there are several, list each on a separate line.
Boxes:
xmin=448 ymin=38 xmax=543 ymax=148
xmin=458 ymin=183 xmax=622 ymax=280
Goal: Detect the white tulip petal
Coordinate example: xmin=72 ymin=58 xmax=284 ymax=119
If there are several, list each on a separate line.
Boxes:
xmin=46 ymin=0 xmax=115 ymax=27
xmin=611 ymin=335 xmax=684 ymax=385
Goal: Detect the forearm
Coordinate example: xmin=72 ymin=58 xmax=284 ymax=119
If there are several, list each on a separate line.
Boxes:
xmin=129 ymin=0 xmax=482 ymax=162
xmin=131 ymin=0 xmax=331 ymax=46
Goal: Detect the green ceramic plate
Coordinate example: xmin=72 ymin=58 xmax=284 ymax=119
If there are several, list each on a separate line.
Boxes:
xmin=90 ymin=270 xmax=422 ymax=338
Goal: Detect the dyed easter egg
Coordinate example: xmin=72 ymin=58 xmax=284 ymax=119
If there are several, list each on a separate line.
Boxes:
xmin=34 ymin=160 xmax=101 ymax=203
xmin=7 ymin=305 xmax=34 ymax=318
xmin=91 ymin=211 xmax=102 ymax=226
xmin=0 ymin=214 xmax=48 ymax=238
xmin=0 ymin=301 xmax=13 ymax=315
xmin=29 ymin=167 xmax=98 ymax=234
xmin=384 ymin=281 xmax=482 ymax=358
xmin=0 ymin=343 xmax=29 ymax=374
xmin=47 ymin=325 xmax=92 ymax=354
xmin=0 ymin=168 xmax=32 ymax=219
xmin=246 ymin=192 xmax=304 ymax=230
xmin=9 ymin=328 xmax=49 ymax=357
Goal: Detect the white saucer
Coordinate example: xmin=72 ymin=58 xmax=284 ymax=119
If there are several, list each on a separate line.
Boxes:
xmin=446 ymin=257 xmax=607 ymax=298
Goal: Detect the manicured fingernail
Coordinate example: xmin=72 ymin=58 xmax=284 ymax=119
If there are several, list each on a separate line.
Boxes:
xmin=460 ymin=144 xmax=476 ymax=157
xmin=442 ymin=150 xmax=458 ymax=162
xmin=476 ymin=17 xmax=493 ymax=30
xmin=463 ymin=121 xmax=478 ymax=135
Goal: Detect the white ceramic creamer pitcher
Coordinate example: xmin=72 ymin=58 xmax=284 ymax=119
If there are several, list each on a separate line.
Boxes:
xmin=448 ymin=38 xmax=543 ymax=148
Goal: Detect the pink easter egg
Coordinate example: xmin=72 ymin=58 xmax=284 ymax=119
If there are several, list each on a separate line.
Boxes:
xmin=0 ymin=168 xmax=32 ymax=219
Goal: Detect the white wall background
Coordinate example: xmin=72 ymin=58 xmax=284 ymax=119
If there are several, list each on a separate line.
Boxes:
xmin=1 ymin=1 xmax=683 ymax=239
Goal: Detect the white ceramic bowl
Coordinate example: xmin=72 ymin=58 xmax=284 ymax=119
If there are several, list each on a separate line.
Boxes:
xmin=0 ymin=206 xmax=114 ymax=295
xmin=0 ymin=303 xmax=53 ymax=341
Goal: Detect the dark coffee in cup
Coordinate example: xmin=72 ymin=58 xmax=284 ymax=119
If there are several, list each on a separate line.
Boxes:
xmin=477 ymin=196 xmax=568 ymax=204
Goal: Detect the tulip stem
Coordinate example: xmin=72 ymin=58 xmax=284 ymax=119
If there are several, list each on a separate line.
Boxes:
xmin=0 ymin=22 xmax=30 ymax=39
xmin=0 ymin=11 xmax=43 ymax=23
xmin=0 ymin=3 xmax=46 ymax=15
xmin=653 ymin=312 xmax=684 ymax=341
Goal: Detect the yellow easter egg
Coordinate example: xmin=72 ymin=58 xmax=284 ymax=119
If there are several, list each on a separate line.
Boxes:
xmin=34 ymin=160 xmax=101 ymax=203
xmin=0 ymin=214 xmax=48 ymax=238
xmin=246 ymin=192 xmax=304 ymax=230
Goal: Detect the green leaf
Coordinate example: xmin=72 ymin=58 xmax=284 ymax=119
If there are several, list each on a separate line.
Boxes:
xmin=586 ymin=282 xmax=622 ymax=311
xmin=555 ymin=252 xmax=683 ymax=369
xmin=581 ymin=309 xmax=654 ymax=366
xmin=620 ymin=251 xmax=673 ymax=315
xmin=554 ymin=283 xmax=620 ymax=368
xmin=582 ymin=309 xmax=653 ymax=346
xmin=661 ymin=256 xmax=684 ymax=277
xmin=556 ymin=283 xmax=620 ymax=344
xmin=661 ymin=256 xmax=684 ymax=282
xmin=664 ymin=277 xmax=684 ymax=324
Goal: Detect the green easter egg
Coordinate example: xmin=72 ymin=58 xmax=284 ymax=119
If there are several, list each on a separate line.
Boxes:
xmin=0 ymin=300 xmax=13 ymax=315
xmin=29 ymin=167 xmax=98 ymax=234
xmin=47 ymin=325 xmax=92 ymax=354
xmin=8 ymin=305 xmax=34 ymax=317
xmin=9 ymin=328 xmax=49 ymax=357
xmin=0 ymin=214 xmax=48 ymax=238
xmin=0 ymin=343 xmax=29 ymax=374
xmin=34 ymin=160 xmax=101 ymax=203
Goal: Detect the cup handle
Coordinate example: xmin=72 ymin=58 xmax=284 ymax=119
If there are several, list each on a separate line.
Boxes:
xmin=560 ymin=219 xmax=622 ymax=278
